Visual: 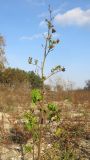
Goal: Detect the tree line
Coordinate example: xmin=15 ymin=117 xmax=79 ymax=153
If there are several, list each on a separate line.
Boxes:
xmin=0 ymin=34 xmax=90 ymax=90
xmin=0 ymin=68 xmax=42 ymax=88
xmin=0 ymin=35 xmax=42 ymax=88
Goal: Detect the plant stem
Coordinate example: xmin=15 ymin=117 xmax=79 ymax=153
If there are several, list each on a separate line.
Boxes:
xmin=20 ymin=144 xmax=24 ymax=160
xmin=37 ymin=123 xmax=42 ymax=160
xmin=38 ymin=7 xmax=52 ymax=160
xmin=33 ymin=139 xmax=35 ymax=160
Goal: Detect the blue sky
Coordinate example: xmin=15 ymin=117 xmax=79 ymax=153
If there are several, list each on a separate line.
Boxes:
xmin=0 ymin=0 xmax=90 ymax=88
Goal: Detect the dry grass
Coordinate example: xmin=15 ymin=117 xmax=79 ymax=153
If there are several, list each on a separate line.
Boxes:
xmin=0 ymin=84 xmax=31 ymax=113
xmin=0 ymin=84 xmax=90 ymax=159
xmin=0 ymin=85 xmax=90 ymax=111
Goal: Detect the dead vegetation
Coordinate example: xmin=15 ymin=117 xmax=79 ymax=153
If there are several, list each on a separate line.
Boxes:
xmin=0 ymin=84 xmax=90 ymax=160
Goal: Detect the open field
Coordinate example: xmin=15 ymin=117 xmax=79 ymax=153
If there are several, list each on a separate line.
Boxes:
xmin=0 ymin=0 xmax=90 ymax=159
xmin=0 ymin=85 xmax=90 ymax=160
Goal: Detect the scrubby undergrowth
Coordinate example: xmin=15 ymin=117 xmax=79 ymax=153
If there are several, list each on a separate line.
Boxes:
xmin=0 ymin=85 xmax=90 ymax=160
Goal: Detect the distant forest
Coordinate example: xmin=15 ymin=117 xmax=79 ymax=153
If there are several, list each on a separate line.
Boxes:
xmin=0 ymin=68 xmax=42 ymax=89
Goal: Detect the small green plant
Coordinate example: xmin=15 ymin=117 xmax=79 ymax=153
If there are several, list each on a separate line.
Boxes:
xmin=24 ymin=111 xmax=40 ymax=160
xmin=25 ymin=5 xmax=65 ymax=160
xmin=31 ymin=89 xmax=43 ymax=103
xmin=47 ymin=103 xmax=57 ymax=111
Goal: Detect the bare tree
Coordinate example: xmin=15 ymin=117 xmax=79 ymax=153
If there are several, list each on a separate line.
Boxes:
xmin=0 ymin=35 xmax=7 ymax=71
xmin=84 ymin=80 xmax=90 ymax=90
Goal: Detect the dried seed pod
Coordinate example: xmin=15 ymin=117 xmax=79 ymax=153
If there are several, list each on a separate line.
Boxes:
xmin=47 ymin=34 xmax=52 ymax=40
xmin=62 ymin=67 xmax=65 ymax=72
xmin=52 ymin=40 xmax=57 ymax=44
xmin=52 ymin=28 xmax=56 ymax=33
xmin=28 ymin=57 xmax=32 ymax=64
xmin=49 ymin=45 xmax=54 ymax=49
xmin=56 ymin=39 xmax=60 ymax=44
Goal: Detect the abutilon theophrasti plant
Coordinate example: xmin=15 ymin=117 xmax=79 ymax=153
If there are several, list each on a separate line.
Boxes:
xmin=24 ymin=5 xmax=65 ymax=160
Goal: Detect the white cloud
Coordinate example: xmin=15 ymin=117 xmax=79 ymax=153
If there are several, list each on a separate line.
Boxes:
xmin=38 ymin=2 xmax=67 ymax=18
xmin=39 ymin=20 xmax=46 ymax=27
xmin=20 ymin=33 xmax=42 ymax=41
xmin=53 ymin=3 xmax=68 ymax=15
xmin=55 ymin=7 xmax=90 ymax=26
xmin=20 ymin=32 xmax=60 ymax=41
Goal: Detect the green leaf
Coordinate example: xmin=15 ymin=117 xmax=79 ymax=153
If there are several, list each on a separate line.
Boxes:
xmin=33 ymin=131 xmax=39 ymax=141
xmin=48 ymin=112 xmax=54 ymax=121
xmin=51 ymin=65 xmax=65 ymax=73
xmin=25 ymin=122 xmax=33 ymax=131
xmin=24 ymin=112 xmax=37 ymax=131
xmin=24 ymin=145 xmax=32 ymax=153
xmin=31 ymin=89 xmax=42 ymax=103
xmin=55 ymin=128 xmax=63 ymax=137
xmin=47 ymin=103 xmax=57 ymax=111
